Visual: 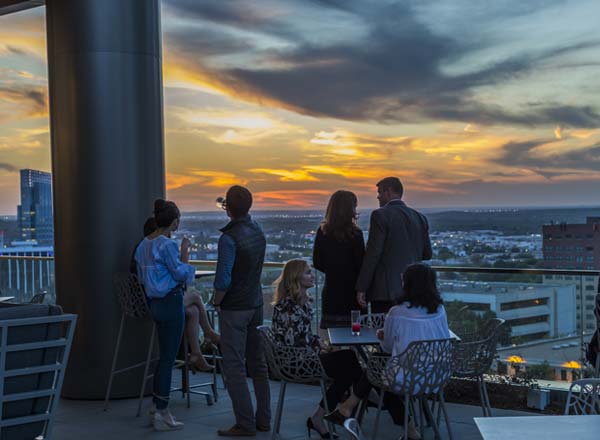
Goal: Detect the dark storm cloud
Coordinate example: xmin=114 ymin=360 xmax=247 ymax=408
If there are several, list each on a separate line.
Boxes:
xmin=495 ymin=139 xmax=600 ymax=175
xmin=0 ymin=163 xmax=17 ymax=172
xmin=0 ymin=86 xmax=47 ymax=114
xmin=165 ymin=27 xmax=253 ymax=58
xmin=163 ymin=0 xmax=600 ymax=128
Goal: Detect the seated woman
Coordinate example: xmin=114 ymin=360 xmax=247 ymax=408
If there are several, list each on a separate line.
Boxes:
xmin=325 ymin=263 xmax=450 ymax=440
xmin=271 ymin=259 xmax=364 ymax=439
xmin=135 ymin=216 xmax=219 ymax=372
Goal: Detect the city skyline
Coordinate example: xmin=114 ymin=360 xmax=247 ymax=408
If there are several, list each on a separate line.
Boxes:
xmin=1 ymin=1 xmax=600 ymax=214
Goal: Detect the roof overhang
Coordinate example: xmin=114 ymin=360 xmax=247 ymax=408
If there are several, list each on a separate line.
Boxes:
xmin=0 ymin=0 xmax=44 ymax=16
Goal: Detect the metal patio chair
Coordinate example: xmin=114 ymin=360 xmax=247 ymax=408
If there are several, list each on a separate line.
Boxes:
xmin=359 ymin=313 xmax=386 ymax=329
xmin=29 ymin=292 xmax=46 ymax=304
xmin=564 ymin=378 xmax=600 ymax=415
xmin=453 ymin=318 xmax=505 ymax=417
xmin=258 ymin=326 xmax=334 ymax=440
xmin=366 ymin=338 xmax=456 ymax=440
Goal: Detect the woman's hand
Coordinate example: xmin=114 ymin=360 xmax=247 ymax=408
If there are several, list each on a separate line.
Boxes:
xmin=181 ymin=237 xmax=191 ymax=251
xmin=180 ymin=237 xmax=191 ymax=263
xmin=376 ymin=329 xmax=384 ymax=340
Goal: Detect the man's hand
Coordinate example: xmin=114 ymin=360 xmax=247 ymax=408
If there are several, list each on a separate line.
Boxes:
xmin=376 ymin=329 xmax=384 ymax=340
xmin=212 ymin=289 xmax=226 ymax=312
xmin=356 ymin=291 xmax=367 ymax=308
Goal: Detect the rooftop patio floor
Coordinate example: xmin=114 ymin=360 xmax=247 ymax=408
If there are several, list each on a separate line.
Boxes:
xmin=54 ymin=372 xmax=536 ymax=439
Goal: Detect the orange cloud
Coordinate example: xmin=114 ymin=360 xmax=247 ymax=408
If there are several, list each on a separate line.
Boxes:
xmin=167 ymin=170 xmax=243 ymax=190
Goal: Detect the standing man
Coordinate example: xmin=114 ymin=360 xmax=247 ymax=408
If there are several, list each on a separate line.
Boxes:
xmin=356 ymin=177 xmax=432 ymax=313
xmin=213 ymin=186 xmax=271 ymax=437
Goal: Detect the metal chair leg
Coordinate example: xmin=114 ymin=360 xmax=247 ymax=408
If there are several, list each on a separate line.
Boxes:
xmin=481 ymin=379 xmax=492 ymax=417
xmin=371 ymin=389 xmax=385 ymax=440
xmin=103 ymin=313 xmax=125 ymax=412
xmin=477 ymin=377 xmax=487 ymax=417
xmin=320 ymin=379 xmax=335 ymax=436
xmin=439 ymin=392 xmax=454 ymax=440
xmin=137 ymin=322 xmax=156 ymax=417
xmin=418 ymin=396 xmax=426 ymax=439
xmin=423 ymin=395 xmax=442 ymax=440
xmin=272 ymin=381 xmax=287 ymax=440
xmin=403 ymin=394 xmax=411 ymax=440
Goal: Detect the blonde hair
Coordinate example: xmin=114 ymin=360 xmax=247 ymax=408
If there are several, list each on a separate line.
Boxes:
xmin=272 ymin=259 xmax=311 ymax=306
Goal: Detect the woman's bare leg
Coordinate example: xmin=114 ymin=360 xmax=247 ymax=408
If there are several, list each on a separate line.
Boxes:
xmin=184 ymin=305 xmax=212 ymax=371
xmin=185 ymin=291 xmax=220 ymax=343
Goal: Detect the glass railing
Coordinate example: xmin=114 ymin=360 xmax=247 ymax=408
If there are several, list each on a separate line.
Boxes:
xmin=0 ymin=255 xmax=55 ymax=304
xmin=0 ymin=255 xmax=598 ymax=385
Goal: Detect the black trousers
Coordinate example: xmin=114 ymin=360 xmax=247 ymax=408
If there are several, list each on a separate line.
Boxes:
xmin=370 ymin=300 xmax=395 ymax=314
xmin=318 ymin=349 xmax=363 ymax=411
xmin=353 ymin=372 xmax=406 ymax=425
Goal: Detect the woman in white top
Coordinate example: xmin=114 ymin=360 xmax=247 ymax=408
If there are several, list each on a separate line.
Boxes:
xmin=325 ymin=263 xmax=449 ymax=440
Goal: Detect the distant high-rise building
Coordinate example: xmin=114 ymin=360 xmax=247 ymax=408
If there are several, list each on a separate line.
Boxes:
xmin=17 ymin=169 xmax=53 ymax=245
xmin=542 ymin=217 xmax=600 ymax=332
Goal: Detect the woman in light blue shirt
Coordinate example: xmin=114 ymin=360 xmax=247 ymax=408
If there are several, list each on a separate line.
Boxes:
xmin=135 ymin=199 xmax=194 ymax=431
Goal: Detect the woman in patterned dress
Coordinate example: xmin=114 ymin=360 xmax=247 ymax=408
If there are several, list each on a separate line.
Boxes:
xmin=271 ymin=259 xmax=363 ymax=438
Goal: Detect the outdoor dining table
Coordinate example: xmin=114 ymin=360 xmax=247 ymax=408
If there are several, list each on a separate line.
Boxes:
xmin=475 ymin=415 xmax=600 ymax=440
xmin=327 ymin=327 xmax=380 ymax=362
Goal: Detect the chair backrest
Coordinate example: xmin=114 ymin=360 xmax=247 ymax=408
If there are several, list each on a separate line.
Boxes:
xmin=454 ymin=319 xmax=505 ymax=377
xmin=113 ymin=273 xmax=150 ymax=319
xmin=29 ymin=293 xmax=46 ymax=304
xmin=386 ymin=338 xmax=456 ymax=396
xmin=343 ymin=418 xmax=365 ymax=440
xmin=564 ymin=379 xmax=600 ymax=415
xmin=0 ymin=312 xmax=77 ymax=440
xmin=359 ymin=313 xmax=386 ymax=329
xmin=257 ymin=326 xmax=324 ymax=384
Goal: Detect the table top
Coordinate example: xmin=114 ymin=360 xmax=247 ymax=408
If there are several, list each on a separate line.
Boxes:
xmin=195 ymin=270 xmax=216 ymax=278
xmin=475 ymin=415 xmax=600 ymax=440
xmin=328 ymin=327 xmax=380 ymax=346
xmin=0 ymin=296 xmax=15 ymax=302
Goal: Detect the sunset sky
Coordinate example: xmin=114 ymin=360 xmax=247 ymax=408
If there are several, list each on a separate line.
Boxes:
xmin=1 ymin=0 xmax=600 ymax=214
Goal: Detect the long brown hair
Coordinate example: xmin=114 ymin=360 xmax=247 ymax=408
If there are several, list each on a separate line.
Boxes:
xmin=321 ymin=190 xmax=360 ymax=242
xmin=272 ymin=259 xmax=311 ymax=306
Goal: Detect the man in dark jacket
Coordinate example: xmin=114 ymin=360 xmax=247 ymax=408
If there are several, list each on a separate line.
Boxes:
xmin=356 ymin=177 xmax=432 ymax=313
xmin=213 ymin=186 xmax=270 ymax=437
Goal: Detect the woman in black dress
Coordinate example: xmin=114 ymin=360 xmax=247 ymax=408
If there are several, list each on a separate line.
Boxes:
xmin=313 ymin=190 xmax=365 ymax=328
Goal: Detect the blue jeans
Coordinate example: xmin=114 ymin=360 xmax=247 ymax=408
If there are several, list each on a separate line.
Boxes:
xmin=149 ymin=289 xmax=185 ymax=410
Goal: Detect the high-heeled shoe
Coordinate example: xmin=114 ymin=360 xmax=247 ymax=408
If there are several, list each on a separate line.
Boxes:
xmin=189 ymin=353 xmax=215 ymax=373
xmin=306 ymin=417 xmax=337 ymax=439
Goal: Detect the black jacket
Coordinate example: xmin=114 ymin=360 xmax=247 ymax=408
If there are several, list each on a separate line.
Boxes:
xmin=356 ymin=200 xmax=432 ymax=303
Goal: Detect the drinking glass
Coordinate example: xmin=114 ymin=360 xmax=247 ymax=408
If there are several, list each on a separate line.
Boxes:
xmin=351 ymin=310 xmax=361 ymax=336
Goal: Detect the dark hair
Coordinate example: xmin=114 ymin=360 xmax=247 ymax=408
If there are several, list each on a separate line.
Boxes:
xmin=143 ymin=217 xmax=157 ymax=237
xmin=321 ymin=190 xmax=360 ymax=242
xmin=153 ymin=199 xmax=180 ymax=228
xmin=401 ymin=263 xmax=443 ymax=314
xmin=377 ymin=177 xmax=403 ymax=198
xmin=226 ymin=185 xmax=253 ymax=218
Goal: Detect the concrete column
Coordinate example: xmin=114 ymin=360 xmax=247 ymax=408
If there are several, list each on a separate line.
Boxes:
xmin=46 ymin=0 xmax=165 ymax=398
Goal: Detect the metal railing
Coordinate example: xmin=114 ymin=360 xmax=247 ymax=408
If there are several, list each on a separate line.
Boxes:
xmin=0 ymin=255 xmax=598 ymax=382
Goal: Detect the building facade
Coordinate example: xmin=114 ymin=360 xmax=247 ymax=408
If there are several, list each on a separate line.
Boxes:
xmin=542 ymin=217 xmax=600 ymax=332
xmin=441 ymin=281 xmax=576 ymax=343
xmin=17 ymin=169 xmax=53 ymax=246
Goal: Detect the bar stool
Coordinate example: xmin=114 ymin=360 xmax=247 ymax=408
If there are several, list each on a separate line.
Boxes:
xmin=171 ymin=331 xmax=219 ymax=406
xmin=104 ymin=273 xmax=218 ymax=415
xmin=104 ymin=272 xmax=158 ymax=417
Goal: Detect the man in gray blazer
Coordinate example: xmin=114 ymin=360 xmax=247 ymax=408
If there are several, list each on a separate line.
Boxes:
xmin=356 ymin=177 xmax=432 ymax=313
